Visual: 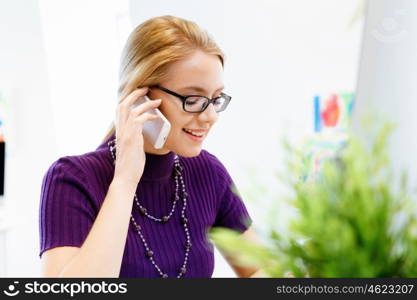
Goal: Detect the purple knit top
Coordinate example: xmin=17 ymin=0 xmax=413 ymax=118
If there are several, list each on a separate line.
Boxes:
xmin=39 ymin=134 xmax=252 ymax=277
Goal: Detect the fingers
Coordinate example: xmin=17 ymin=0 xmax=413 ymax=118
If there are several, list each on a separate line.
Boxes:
xmin=115 ymin=87 xmax=164 ymax=143
xmin=129 ymin=98 xmax=162 ymax=117
xmin=116 ymin=87 xmax=149 ymax=128
xmin=120 ymin=87 xmax=149 ymax=107
xmin=134 ymin=112 xmax=159 ymax=125
xmin=115 ymin=112 xmax=158 ymax=143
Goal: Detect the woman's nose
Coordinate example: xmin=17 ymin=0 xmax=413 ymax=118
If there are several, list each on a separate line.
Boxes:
xmin=197 ymin=103 xmax=218 ymax=123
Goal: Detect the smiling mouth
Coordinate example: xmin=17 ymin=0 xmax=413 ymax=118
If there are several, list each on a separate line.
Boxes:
xmin=182 ymin=128 xmax=206 ymax=137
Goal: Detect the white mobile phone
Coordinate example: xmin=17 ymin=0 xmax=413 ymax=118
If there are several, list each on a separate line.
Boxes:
xmin=132 ymin=95 xmax=171 ymax=149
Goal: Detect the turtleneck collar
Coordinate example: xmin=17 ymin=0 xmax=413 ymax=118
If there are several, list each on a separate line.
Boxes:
xmin=98 ymin=133 xmax=176 ymax=181
xmin=142 ymin=151 xmax=176 ymax=181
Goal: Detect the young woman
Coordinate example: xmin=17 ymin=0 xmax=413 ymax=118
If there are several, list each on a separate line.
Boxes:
xmin=39 ymin=15 xmax=261 ymax=278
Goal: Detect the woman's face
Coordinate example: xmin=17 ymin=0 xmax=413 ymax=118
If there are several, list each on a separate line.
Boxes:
xmin=146 ymin=50 xmax=224 ymax=157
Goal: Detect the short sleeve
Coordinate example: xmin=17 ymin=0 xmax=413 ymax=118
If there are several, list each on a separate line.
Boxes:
xmin=39 ymin=157 xmax=96 ymax=258
xmin=211 ymin=157 xmax=252 ymax=233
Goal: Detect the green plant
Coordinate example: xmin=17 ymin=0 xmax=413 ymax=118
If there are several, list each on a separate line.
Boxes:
xmin=211 ymin=122 xmax=417 ymax=277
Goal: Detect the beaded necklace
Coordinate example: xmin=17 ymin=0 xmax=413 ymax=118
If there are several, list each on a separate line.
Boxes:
xmin=108 ymin=139 xmax=191 ymax=278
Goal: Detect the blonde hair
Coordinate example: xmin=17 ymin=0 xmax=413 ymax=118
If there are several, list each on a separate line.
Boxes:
xmin=102 ymin=15 xmax=225 ymax=142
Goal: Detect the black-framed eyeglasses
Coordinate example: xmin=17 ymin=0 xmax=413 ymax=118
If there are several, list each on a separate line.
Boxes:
xmin=150 ymin=85 xmax=232 ymax=113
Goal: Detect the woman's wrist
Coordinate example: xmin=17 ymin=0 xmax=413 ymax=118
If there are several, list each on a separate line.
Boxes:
xmin=110 ymin=175 xmax=139 ymax=194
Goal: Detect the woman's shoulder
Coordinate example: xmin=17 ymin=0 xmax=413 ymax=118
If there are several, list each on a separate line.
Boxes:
xmin=44 ymin=146 xmax=112 ymax=182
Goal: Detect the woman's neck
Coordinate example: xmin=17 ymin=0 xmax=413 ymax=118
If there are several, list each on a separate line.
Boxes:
xmin=143 ymin=137 xmax=170 ymax=155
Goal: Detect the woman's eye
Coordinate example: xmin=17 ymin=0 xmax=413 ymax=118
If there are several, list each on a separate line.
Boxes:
xmin=186 ymin=97 xmax=204 ymax=106
xmin=186 ymin=100 xmax=197 ymax=106
xmin=213 ymin=98 xmax=222 ymax=105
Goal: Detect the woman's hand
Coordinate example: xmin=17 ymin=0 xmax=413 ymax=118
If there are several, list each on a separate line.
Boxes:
xmin=113 ymin=87 xmax=162 ymax=187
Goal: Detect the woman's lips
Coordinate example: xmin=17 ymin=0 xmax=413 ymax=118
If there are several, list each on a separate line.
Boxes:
xmin=182 ymin=129 xmax=206 ymax=142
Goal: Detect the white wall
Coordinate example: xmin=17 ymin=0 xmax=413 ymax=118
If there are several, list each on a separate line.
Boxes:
xmin=38 ymin=0 xmax=131 ymax=157
xmin=354 ymin=0 xmax=417 ymax=188
xmin=0 ymin=0 xmax=55 ymax=276
xmin=0 ymin=0 xmax=364 ymax=277
xmin=0 ymin=0 xmax=130 ymax=276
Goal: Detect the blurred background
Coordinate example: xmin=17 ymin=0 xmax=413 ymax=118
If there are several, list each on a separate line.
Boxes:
xmin=0 ymin=0 xmax=413 ymax=277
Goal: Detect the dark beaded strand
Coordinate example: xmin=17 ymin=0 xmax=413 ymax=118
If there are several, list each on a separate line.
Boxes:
xmin=108 ymin=139 xmax=191 ymax=278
